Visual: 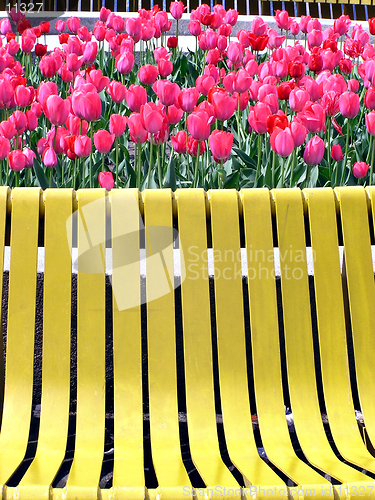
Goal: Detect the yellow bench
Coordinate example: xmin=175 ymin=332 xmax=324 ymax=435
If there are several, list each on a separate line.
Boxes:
xmin=0 ymin=186 xmax=375 ymax=499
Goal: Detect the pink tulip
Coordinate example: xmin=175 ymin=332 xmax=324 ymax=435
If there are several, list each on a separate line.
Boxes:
xmin=22 ymin=147 xmax=36 ymax=167
xmin=67 ymin=16 xmax=81 ymax=34
xmin=298 ymin=102 xmax=326 ymax=133
xmin=55 ymin=19 xmax=65 ymax=32
xmin=366 ymin=111 xmax=375 ymax=136
xmin=211 ymin=91 xmax=237 ymax=122
xmin=208 ymin=130 xmax=234 ymax=163
xmin=248 ymin=103 xmax=272 ymax=134
xmin=188 ymin=20 xmax=201 ymax=37
xmin=115 ymin=51 xmax=134 ymax=74
xmin=140 ymin=102 xmax=164 ymax=134
xmin=0 ymin=120 xmax=17 ymax=140
xmin=224 ymin=9 xmax=238 ymax=26
xmin=0 ymin=136 xmax=10 ymax=160
xmin=83 ymin=41 xmax=98 ymax=65
xmin=353 ymin=161 xmax=369 ymax=178
xmin=107 ymin=81 xmax=127 ymax=104
xmin=339 ymin=91 xmax=360 ymax=119
xmin=128 ymin=113 xmax=148 ymax=143
xmin=9 ymin=111 xmax=27 ymax=134
xmin=126 ymin=18 xmax=142 ymax=38
xmin=138 ymin=64 xmax=159 ymax=86
xmin=251 ymin=17 xmax=268 ymax=36
xmin=73 ymin=135 xmax=91 ymax=158
xmin=15 ymin=86 xmax=34 ymax=108
xmin=290 ymin=120 xmax=307 ymax=147
xmin=187 ymin=110 xmax=213 ymax=141
xmin=270 ymin=127 xmax=294 ymax=157
xmin=170 ymin=0 xmax=185 ymax=20
xmin=178 ymin=87 xmax=199 ymax=113
xmin=153 ymin=80 xmax=180 ymax=107
xmin=275 ymin=10 xmax=291 ymax=30
xmin=109 ymin=114 xmax=127 ymax=137
xmin=304 ymin=135 xmax=325 ymax=165
xmin=42 ymin=147 xmax=58 ymax=168
xmin=9 ymin=150 xmax=27 ymax=171
xmin=72 ymin=89 xmax=102 ymax=122
xmin=99 ymin=171 xmax=115 ymax=190
xmin=171 ymin=130 xmax=187 ymax=154
xmin=0 ymin=79 xmax=14 ymax=105
xmin=125 ymin=85 xmax=147 ymax=113
xmin=37 ymin=81 xmax=59 ymax=108
xmin=94 ymin=130 xmax=115 ymax=153
xmin=289 ymin=88 xmax=310 ymax=112
xmin=227 ymin=41 xmax=243 ymax=65
xmin=331 ymin=144 xmax=343 ymax=162
xmin=45 ymin=95 xmax=71 ymax=127
xmin=158 ymin=58 xmax=173 ymax=78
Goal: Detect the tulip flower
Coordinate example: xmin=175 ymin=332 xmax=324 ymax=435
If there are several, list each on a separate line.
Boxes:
xmin=0 ymin=137 xmax=10 ymax=160
xmin=331 ymin=144 xmax=343 ymax=162
xmin=170 ymin=0 xmax=184 ymax=20
xmin=187 ymin=136 xmax=206 ymax=157
xmin=187 ymin=110 xmax=213 ymax=141
xmin=94 ymin=130 xmax=115 ymax=154
xmin=171 ymin=131 xmax=187 ymax=154
xmin=339 ymin=91 xmax=360 ymax=119
xmin=209 ymin=130 xmax=234 ymax=163
xmin=210 ymin=90 xmax=237 ymax=122
xmin=107 ymin=81 xmax=127 ymax=104
xmin=42 ymin=147 xmax=58 ymax=168
xmin=0 ymin=79 xmax=14 ymax=105
xmin=99 ymin=171 xmax=115 ymax=190
xmin=138 ymin=64 xmax=159 ymax=86
xmin=72 ymin=89 xmax=102 ymax=122
xmin=74 ymin=135 xmax=92 ymax=158
xmin=45 ymin=96 xmax=71 ymax=127
xmin=270 ymin=127 xmax=294 ymax=157
xmin=353 ymin=161 xmax=369 ymax=179
xmin=128 ymin=113 xmax=148 ymax=144
xmin=178 ymin=87 xmax=199 ymax=113
xmin=9 ymin=149 xmax=27 ymax=172
xmin=109 ymin=115 xmax=127 ymax=137
xmin=140 ymin=102 xmax=164 ymax=135
xmin=153 ymin=80 xmax=180 ymax=107
xmin=304 ymin=135 xmax=325 ymax=166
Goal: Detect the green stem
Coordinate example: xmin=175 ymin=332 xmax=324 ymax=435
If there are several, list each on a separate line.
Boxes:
xmin=289 ymin=149 xmax=297 ymax=188
xmin=157 ymin=145 xmax=163 ymax=188
xmin=281 ymin=157 xmax=286 ymax=187
xmin=340 ymin=119 xmax=351 ymax=186
xmin=147 ymin=135 xmax=154 ymax=189
xmin=137 ymin=142 xmax=142 ymax=190
xmin=370 ymin=135 xmax=375 ymax=186
xmin=115 ymin=137 xmax=119 ymax=186
xmin=271 ymin=149 xmax=276 ymax=188
xmin=193 ymin=142 xmax=201 ymax=188
xmin=102 ymin=154 xmax=105 ymax=174
xmin=73 ymin=158 xmax=77 ymax=190
xmin=326 ymin=117 xmax=332 ymax=179
xmin=255 ymin=133 xmax=263 ymax=186
xmin=49 ymin=169 xmax=52 ymax=189
xmin=90 ymin=126 xmax=94 ymax=188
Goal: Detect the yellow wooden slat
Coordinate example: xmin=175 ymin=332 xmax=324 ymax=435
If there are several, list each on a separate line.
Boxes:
xmin=337 ymin=187 xmax=375 ymax=449
xmin=241 ymin=188 xmax=331 ymax=488
xmin=0 ymin=187 xmax=8 ymax=419
xmin=272 ymin=188 xmax=367 ymax=483
xmin=304 ymin=188 xmax=375 ymax=474
xmin=0 ymin=188 xmax=40 ymax=486
xmin=15 ymin=189 xmax=73 ymax=499
xmin=176 ymin=189 xmax=238 ymax=487
xmin=143 ymin=189 xmax=190 ymax=489
xmin=111 ymin=189 xmax=144 ymax=494
xmin=209 ymin=189 xmax=288 ymax=491
xmin=65 ymin=189 xmax=106 ymax=499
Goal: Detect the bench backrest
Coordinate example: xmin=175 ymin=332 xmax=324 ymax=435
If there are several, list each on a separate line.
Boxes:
xmin=0 ymin=187 xmax=374 ymax=500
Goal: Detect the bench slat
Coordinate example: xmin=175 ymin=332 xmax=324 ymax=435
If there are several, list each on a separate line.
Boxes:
xmin=242 ymin=188 xmax=329 ymax=487
xmin=65 ymin=189 xmax=107 ymax=498
xmin=273 ymin=188 xmax=366 ymax=482
xmin=337 ymin=187 xmax=375 ymax=451
xmin=144 ymin=190 xmax=191 ymax=488
xmin=177 ymin=189 xmax=238 ymax=487
xmin=16 ymin=189 xmax=73 ymax=498
xmin=305 ymin=188 xmax=375 ymax=473
xmin=0 ymin=188 xmax=39 ymax=488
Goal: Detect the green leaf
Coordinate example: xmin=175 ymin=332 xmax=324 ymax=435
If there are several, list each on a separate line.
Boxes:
xmin=232 ymin=148 xmax=257 ymax=169
xmin=164 ymin=156 xmax=177 ymax=191
xmin=33 ymin=158 xmax=53 ymax=190
xmin=224 ymin=171 xmax=240 ymax=189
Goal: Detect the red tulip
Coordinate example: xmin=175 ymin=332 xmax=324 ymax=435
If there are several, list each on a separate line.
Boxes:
xmin=35 ymin=43 xmax=48 ymax=58
xmin=171 ymin=130 xmax=187 ymax=154
xmin=0 ymin=136 xmax=10 ymax=160
xmin=369 ymin=17 xmax=375 ymax=36
xmin=74 ymin=135 xmax=92 ymax=157
xmin=140 ymin=102 xmax=164 ymax=134
xmin=9 ymin=149 xmax=27 ymax=171
xmin=288 ymin=61 xmax=305 ymax=79
xmin=94 ymin=130 xmax=115 ymax=153
xmin=167 ymin=36 xmax=178 ymax=49
xmin=187 ymin=136 xmax=206 ymax=157
xmin=153 ymin=80 xmax=180 ymax=107
xmin=353 ymin=161 xmax=369 ymax=179
xmin=331 ymin=144 xmax=343 ymax=162
xmin=99 ymin=171 xmax=115 ymax=190
xmin=339 ymin=91 xmax=360 ymax=119
xmin=187 ymin=110 xmax=213 ymax=141
xmin=303 ymin=135 xmax=325 ymax=166
xmin=138 ymin=64 xmax=159 ymax=86
xmin=267 ymin=113 xmax=289 ymax=135
xmin=45 ymin=95 xmax=70 ymax=126
xmin=208 ymin=130 xmax=234 ymax=163
xmin=270 ymin=127 xmax=294 ymax=157
xmin=128 ymin=112 xmax=148 ymax=143
xmin=109 ymin=114 xmax=127 ymax=137
xmin=248 ymin=33 xmax=269 ymax=52
xmin=106 ymin=81 xmax=127 ymax=104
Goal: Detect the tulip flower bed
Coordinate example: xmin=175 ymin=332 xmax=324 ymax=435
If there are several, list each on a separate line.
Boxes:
xmin=1 ymin=5 xmax=375 ymax=189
